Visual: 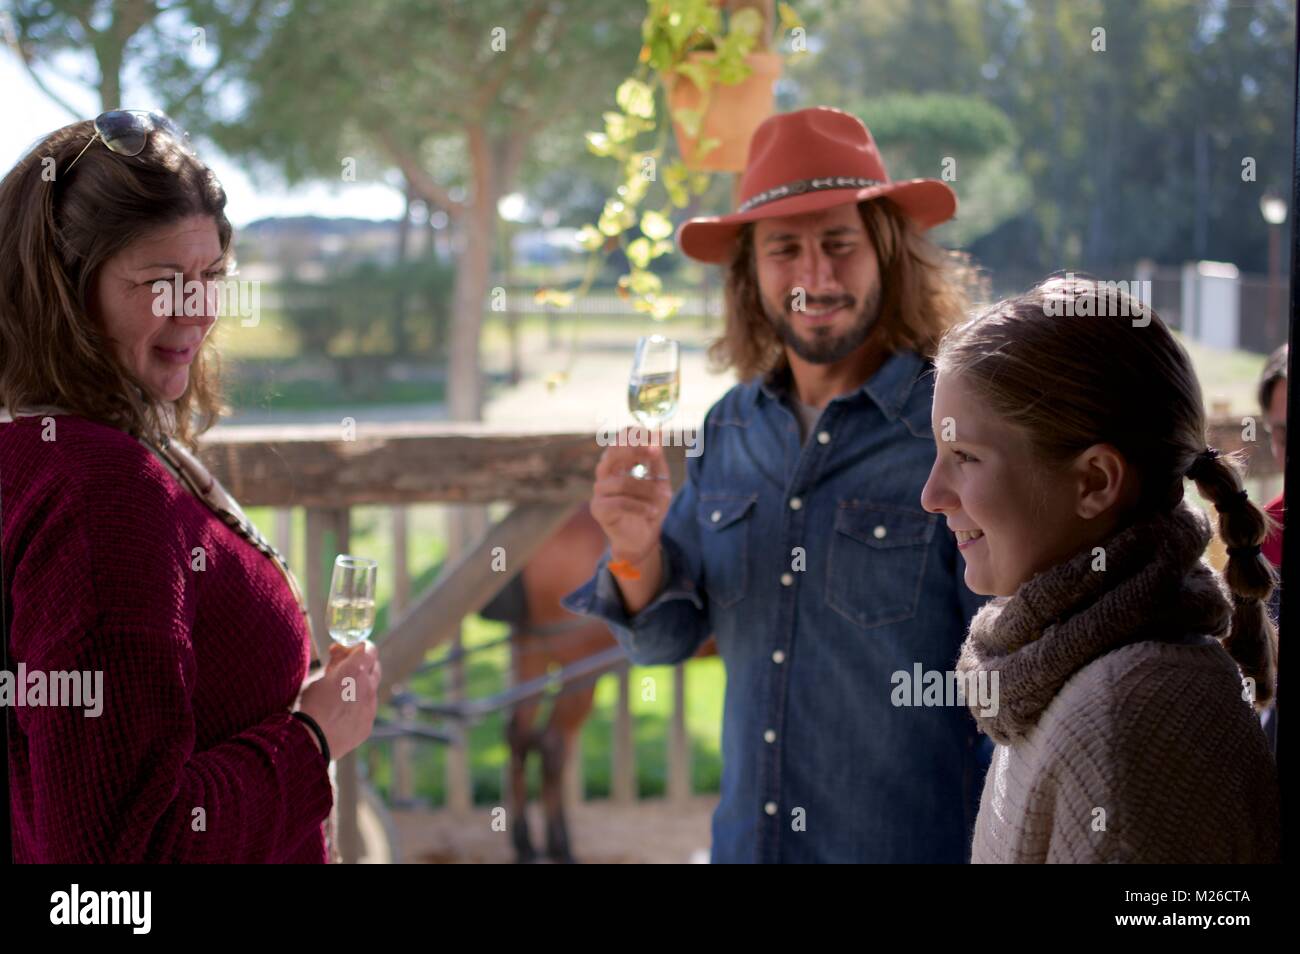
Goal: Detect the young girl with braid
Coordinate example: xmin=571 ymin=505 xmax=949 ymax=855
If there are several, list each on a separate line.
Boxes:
xmin=921 ymin=276 xmax=1280 ymax=863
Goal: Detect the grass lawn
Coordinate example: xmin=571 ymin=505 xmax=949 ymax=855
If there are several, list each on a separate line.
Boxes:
xmin=1178 ymin=332 xmax=1272 ymax=416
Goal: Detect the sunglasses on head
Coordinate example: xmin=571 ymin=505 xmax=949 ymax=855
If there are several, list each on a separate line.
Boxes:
xmin=64 ymin=109 xmax=190 ymax=175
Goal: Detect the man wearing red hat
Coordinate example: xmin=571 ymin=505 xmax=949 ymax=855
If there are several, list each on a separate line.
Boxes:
xmin=565 ymin=107 xmax=988 ymax=862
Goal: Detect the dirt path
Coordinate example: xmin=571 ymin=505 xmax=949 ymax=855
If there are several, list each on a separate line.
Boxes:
xmin=389 ymin=796 xmax=718 ymax=864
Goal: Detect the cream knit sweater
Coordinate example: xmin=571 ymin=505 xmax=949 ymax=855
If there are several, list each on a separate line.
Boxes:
xmin=959 ymin=501 xmax=1280 ymax=864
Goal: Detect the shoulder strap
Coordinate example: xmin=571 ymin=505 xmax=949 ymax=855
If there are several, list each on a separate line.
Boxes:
xmin=141 ymin=435 xmax=321 ymax=670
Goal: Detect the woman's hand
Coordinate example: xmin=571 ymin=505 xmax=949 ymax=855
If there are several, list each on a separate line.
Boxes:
xmin=297 ymin=641 xmax=381 ymax=760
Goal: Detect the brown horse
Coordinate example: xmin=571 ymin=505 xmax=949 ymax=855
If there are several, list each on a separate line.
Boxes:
xmin=498 ymin=503 xmax=716 ymax=864
xmin=499 ymin=504 xmax=612 ymax=863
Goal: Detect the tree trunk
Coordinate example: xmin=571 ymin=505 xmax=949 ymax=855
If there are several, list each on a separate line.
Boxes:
xmin=393 ymin=182 xmax=413 ymax=355
xmin=446 ymin=124 xmax=498 ymax=422
xmin=96 ymin=38 xmax=123 ymax=110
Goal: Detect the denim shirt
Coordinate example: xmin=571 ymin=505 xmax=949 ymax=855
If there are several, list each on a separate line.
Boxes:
xmin=562 ymin=348 xmax=990 ymax=863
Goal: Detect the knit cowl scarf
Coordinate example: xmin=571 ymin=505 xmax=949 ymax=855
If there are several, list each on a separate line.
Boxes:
xmin=957 ymin=499 xmax=1234 ymax=745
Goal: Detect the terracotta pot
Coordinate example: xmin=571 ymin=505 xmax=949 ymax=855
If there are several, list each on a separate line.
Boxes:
xmin=667 ymin=50 xmax=782 ymax=172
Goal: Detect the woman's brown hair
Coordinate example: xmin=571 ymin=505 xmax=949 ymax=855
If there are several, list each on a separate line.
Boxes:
xmin=0 ymin=118 xmax=230 ymax=449
xmin=936 ymin=275 xmax=1278 ymax=705
xmin=710 ymin=197 xmax=983 ymax=380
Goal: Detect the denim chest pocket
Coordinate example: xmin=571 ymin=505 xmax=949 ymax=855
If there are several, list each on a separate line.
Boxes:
xmin=697 ymin=492 xmax=757 ymax=610
xmin=826 ymin=501 xmax=937 ymax=629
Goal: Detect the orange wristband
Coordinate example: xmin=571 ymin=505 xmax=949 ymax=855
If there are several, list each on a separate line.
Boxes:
xmin=608 ymin=558 xmax=643 ymax=581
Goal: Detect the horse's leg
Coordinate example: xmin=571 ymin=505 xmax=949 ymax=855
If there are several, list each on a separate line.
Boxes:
xmin=506 ymin=700 xmax=541 ymax=863
xmin=507 ymin=630 xmax=545 ymax=864
xmin=541 ymin=683 xmax=598 ymax=864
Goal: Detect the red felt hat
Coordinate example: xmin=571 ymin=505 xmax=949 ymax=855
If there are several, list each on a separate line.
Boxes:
xmin=676 ymin=106 xmax=958 ymax=264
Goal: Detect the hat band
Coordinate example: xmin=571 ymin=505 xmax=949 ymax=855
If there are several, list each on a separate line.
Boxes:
xmin=736 ymin=175 xmax=885 ymax=214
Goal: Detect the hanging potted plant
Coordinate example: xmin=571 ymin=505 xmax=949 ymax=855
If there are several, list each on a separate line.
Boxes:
xmin=535 ymin=0 xmax=803 ymax=327
xmin=652 ymin=0 xmax=789 ymax=172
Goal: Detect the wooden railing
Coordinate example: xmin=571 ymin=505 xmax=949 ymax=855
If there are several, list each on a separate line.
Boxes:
xmin=198 ymin=414 xmax=1278 ymax=862
xmin=200 ymin=422 xmax=693 ymax=863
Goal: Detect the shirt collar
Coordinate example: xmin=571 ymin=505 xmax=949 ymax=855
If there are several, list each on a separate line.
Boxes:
xmin=753 ymin=349 xmax=926 ymax=422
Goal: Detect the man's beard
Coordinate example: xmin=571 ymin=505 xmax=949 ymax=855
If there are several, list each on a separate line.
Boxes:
xmin=763 ymin=286 xmax=883 ymax=365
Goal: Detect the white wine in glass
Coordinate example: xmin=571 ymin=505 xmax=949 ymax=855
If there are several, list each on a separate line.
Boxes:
xmin=627 ymin=334 xmax=680 ymax=480
xmin=328 ymin=555 xmax=378 ymax=647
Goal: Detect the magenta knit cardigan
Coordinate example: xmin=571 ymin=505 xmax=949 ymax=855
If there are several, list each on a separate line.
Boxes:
xmin=1 ymin=413 xmax=332 ymax=862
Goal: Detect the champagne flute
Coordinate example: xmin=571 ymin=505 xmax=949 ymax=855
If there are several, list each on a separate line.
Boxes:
xmin=328 ymin=555 xmax=378 ymax=647
xmin=627 ymin=334 xmax=680 ymax=480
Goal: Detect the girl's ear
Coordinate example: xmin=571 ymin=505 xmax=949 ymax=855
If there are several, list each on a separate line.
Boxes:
xmin=1073 ymin=442 xmax=1131 ymax=520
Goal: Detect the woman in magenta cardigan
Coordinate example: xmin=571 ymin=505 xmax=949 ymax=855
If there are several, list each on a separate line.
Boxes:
xmin=0 ymin=113 xmax=379 ymax=862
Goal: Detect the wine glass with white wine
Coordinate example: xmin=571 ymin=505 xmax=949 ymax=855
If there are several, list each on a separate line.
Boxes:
xmin=627 ymin=334 xmax=680 ymax=480
xmin=328 ymin=555 xmax=378 ymax=647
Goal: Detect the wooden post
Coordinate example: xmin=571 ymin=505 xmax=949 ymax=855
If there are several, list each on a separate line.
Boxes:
xmin=274 ymin=508 xmax=293 ymax=564
xmin=668 ymin=662 xmax=691 ymax=804
xmin=390 ymin=505 xmax=414 ymax=805
xmin=304 ymin=509 xmax=332 ymax=664
xmin=613 ymin=668 xmax=636 ymax=804
xmin=444 ymin=506 xmax=473 ymax=815
xmin=306 ymin=507 xmax=362 ymax=863
xmin=391 ymin=505 xmax=410 ymax=614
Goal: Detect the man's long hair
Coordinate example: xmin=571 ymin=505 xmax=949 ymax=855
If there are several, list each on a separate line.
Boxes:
xmin=710 ymin=197 xmax=985 ymax=381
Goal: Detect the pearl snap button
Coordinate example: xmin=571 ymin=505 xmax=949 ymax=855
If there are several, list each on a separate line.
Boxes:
xmin=764 ymin=729 xmax=776 ymax=743
xmin=789 ymin=497 xmax=802 ymax=510
xmin=711 ymin=510 xmax=722 ymax=523
xmin=817 ymin=431 xmax=831 ymax=444
xmin=772 ymin=650 xmax=786 ymax=663
xmin=780 ymin=572 xmax=793 ymax=586
xmin=765 ymin=801 xmax=778 ymax=815
xmin=873 ymin=524 xmax=887 ymax=539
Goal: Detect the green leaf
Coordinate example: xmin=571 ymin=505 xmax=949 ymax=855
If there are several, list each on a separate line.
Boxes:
xmin=729 ymin=8 xmax=765 ymax=40
xmin=615 ymin=78 xmax=656 ymax=120
xmin=628 ymin=270 xmax=663 ymax=296
xmin=695 ymin=136 xmax=721 ymax=159
xmin=715 ymin=49 xmax=754 ymax=85
xmin=777 ymin=2 xmax=803 ymax=32
xmin=640 ymin=209 xmax=674 ymax=241
xmin=674 ymin=107 xmax=702 ymax=138
xmin=674 ymin=60 xmax=712 ymax=93
xmin=634 ymin=292 xmax=682 ymax=320
xmin=647 ymin=36 xmax=674 ymax=71
xmin=598 ymin=199 xmax=636 ymax=236
xmin=664 ymin=159 xmax=691 ymax=207
xmin=627 ymin=237 xmax=652 ymax=270
xmin=575 ymin=225 xmax=604 ymax=251
xmin=620 ymin=173 xmax=650 ymax=206
xmin=656 ymin=297 xmax=683 ymax=320
xmin=603 ymin=111 xmax=637 ymax=144
xmin=585 ymin=131 xmax=613 ymax=157
xmin=533 ymin=288 xmax=574 ymax=309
